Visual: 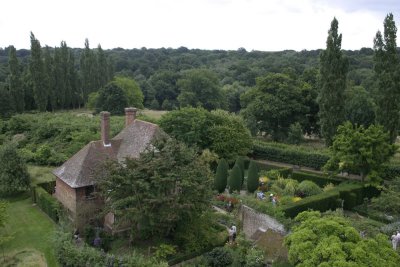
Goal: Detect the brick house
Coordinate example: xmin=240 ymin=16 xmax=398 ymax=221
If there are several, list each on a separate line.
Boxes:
xmin=53 ymin=108 xmax=161 ymax=231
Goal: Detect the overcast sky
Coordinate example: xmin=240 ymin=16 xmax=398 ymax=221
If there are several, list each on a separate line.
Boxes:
xmin=1 ymin=0 xmax=399 ymax=51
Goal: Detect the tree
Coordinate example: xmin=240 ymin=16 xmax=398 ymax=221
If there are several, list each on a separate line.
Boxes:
xmin=247 ymin=160 xmax=259 ymax=193
xmin=96 ymin=138 xmax=213 ymax=238
xmin=318 ymin=18 xmax=348 ymax=146
xmin=234 ymin=157 xmax=245 ymax=183
xmin=374 ymin=13 xmax=400 ymax=143
xmin=228 ymin=164 xmax=242 ymax=193
xmin=0 ymin=85 xmax=14 ymax=118
xmin=43 ymin=46 xmax=56 ymax=110
xmin=159 ymin=108 xmax=252 ymax=162
xmin=344 ymin=86 xmax=376 ymax=127
xmin=0 ymin=142 xmax=30 ymax=196
xmin=285 ymin=211 xmax=400 ymax=266
xmin=148 ymin=70 xmax=180 ymax=109
xmin=79 ymin=39 xmax=97 ymax=102
xmin=177 ymin=69 xmax=225 ymax=110
xmin=240 ymin=73 xmax=308 ymax=140
xmin=214 ymin=158 xmax=229 ymax=193
xmin=29 ymin=32 xmax=48 ymax=111
xmin=95 ymin=82 xmax=128 ymax=115
xmin=111 ymin=76 xmax=144 ymax=108
xmin=8 ymin=45 xmax=24 ymax=112
xmin=324 ymin=122 xmax=397 ymax=182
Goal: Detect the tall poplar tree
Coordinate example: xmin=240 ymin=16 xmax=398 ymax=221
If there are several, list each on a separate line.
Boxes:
xmin=318 ymin=18 xmax=348 ymax=146
xmin=43 ymin=46 xmax=56 ymax=111
xmin=8 ymin=45 xmax=24 ymax=112
xmin=374 ymin=13 xmax=400 ymax=143
xmin=29 ymin=32 xmax=48 ymax=111
xmin=80 ymin=39 xmax=97 ymax=102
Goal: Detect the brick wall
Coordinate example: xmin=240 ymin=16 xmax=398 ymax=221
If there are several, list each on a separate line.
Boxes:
xmin=240 ymin=205 xmax=286 ymax=239
xmin=55 ymin=177 xmax=77 ymax=215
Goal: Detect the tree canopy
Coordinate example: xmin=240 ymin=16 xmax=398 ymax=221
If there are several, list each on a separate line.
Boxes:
xmin=111 ymin=76 xmax=144 ymax=109
xmin=318 ymin=17 xmax=348 ymax=146
xmin=159 ymin=107 xmax=252 ymax=162
xmin=324 ymin=122 xmax=397 ymax=182
xmin=96 ymin=137 xmax=213 ymax=239
xmin=241 ymin=73 xmax=309 ymax=140
xmin=95 ymin=82 xmax=128 ymax=115
xmin=285 ymin=211 xmax=400 ymax=267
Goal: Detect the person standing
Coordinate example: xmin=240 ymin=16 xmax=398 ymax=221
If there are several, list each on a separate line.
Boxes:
xmin=231 ymin=225 xmax=237 ymax=242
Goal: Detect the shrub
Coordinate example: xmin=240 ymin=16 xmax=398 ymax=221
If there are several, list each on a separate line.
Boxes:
xmin=215 ymin=158 xmax=229 ymax=193
xmin=247 ymin=160 xmax=260 ymax=193
xmin=323 ymin=183 xmax=335 ymax=192
xmin=283 ymin=179 xmax=299 ymax=196
xmin=245 ymin=247 xmax=265 ymax=267
xmin=253 ymin=140 xmax=330 ymax=170
xmin=228 ymin=164 xmax=243 ymax=193
xmin=297 ymin=180 xmax=322 ymax=197
xmin=286 ymin=122 xmax=303 ymax=145
xmin=204 ymin=247 xmax=233 ymax=267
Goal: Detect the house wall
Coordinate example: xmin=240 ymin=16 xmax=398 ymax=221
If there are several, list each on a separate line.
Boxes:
xmin=55 ymin=177 xmax=77 ymax=215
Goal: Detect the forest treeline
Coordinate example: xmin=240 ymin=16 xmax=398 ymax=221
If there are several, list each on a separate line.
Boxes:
xmin=0 ymin=14 xmax=399 ymax=144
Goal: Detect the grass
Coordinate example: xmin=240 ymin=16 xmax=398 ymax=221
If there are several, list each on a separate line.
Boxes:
xmin=1 ymin=193 xmax=59 ymax=266
xmin=27 ymin=165 xmax=55 ymax=185
xmin=139 ymin=109 xmax=167 ymax=120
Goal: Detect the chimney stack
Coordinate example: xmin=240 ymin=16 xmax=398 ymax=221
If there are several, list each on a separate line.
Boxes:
xmin=125 ymin=107 xmax=137 ymax=127
xmin=100 ymin=111 xmax=111 ymax=146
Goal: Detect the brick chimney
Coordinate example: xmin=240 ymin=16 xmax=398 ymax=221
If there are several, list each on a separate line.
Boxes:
xmin=125 ymin=107 xmax=137 ymax=127
xmin=100 ymin=111 xmax=111 ymax=146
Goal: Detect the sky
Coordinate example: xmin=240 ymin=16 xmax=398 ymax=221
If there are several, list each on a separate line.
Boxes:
xmin=1 ymin=0 xmax=399 ymax=51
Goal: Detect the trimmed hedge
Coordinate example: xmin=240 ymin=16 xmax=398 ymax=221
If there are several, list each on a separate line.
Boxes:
xmin=254 ymin=161 xmax=293 ymax=178
xmin=34 ymin=186 xmax=60 ymax=222
xmin=37 ymin=180 xmax=56 ymax=194
xmin=291 ymin=171 xmax=344 ymax=187
xmin=281 ymin=182 xmax=379 ymax=218
xmin=252 ymin=140 xmax=330 ymax=170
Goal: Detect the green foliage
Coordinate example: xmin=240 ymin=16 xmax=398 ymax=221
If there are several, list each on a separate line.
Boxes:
xmin=244 ymin=247 xmax=265 ymax=267
xmin=204 ymin=247 xmax=233 ymax=267
xmin=160 ymin=107 xmax=252 ymax=162
xmin=235 ymin=156 xmax=245 ymax=177
xmin=285 ymin=211 xmax=400 ymax=266
xmin=247 ymin=160 xmax=260 ymax=193
xmin=374 ymin=13 xmax=400 ymax=143
xmin=370 ymin=176 xmax=400 ymax=215
xmin=286 ymin=122 xmax=303 ymax=145
xmin=8 ymin=45 xmax=24 ymax=113
xmin=241 ymin=73 xmax=309 ymax=140
xmin=86 ymin=92 xmax=99 ymax=110
xmin=297 ymin=180 xmax=322 ymax=197
xmin=96 ymin=137 xmax=213 ymax=239
xmin=318 ymin=18 xmax=348 ymax=146
xmin=54 ymin=230 xmax=166 ymax=267
xmin=324 ymin=122 xmax=397 ymax=182
xmin=154 ymin=244 xmax=176 ymax=260
xmin=29 ymin=32 xmax=47 ymax=111
xmin=0 ymin=142 xmax=30 ymax=196
xmin=177 ymin=68 xmax=225 ymax=110
xmin=215 ymin=158 xmax=229 ymax=193
xmin=0 ymin=201 xmax=12 ymax=247
xmin=344 ymin=86 xmax=376 ymax=127
xmin=253 ymin=140 xmax=330 ymax=170
xmin=95 ymin=82 xmax=128 ymax=115
xmin=34 ymin=186 xmax=60 ymax=222
xmin=228 ymin=164 xmax=243 ymax=193
xmin=112 ymin=76 xmax=144 ymax=109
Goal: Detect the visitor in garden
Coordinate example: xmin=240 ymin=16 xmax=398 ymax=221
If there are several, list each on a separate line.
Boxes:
xmin=228 ymin=227 xmax=234 ymax=244
xmin=391 ymin=232 xmax=400 ymax=250
xmin=94 ymin=236 xmax=102 ymax=248
xmin=269 ymin=193 xmax=274 ymax=202
xmin=272 ymin=195 xmax=277 ymax=206
xmin=232 ymin=225 xmax=237 ymax=242
xmin=257 ymin=191 xmax=265 ymax=200
xmin=226 ymin=200 xmax=234 ymax=212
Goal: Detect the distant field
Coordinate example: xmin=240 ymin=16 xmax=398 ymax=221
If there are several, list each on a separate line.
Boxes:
xmin=28 ymin=165 xmax=55 ymax=185
xmin=1 ymin=194 xmax=58 ymax=267
xmin=139 ymin=109 xmax=168 ymax=120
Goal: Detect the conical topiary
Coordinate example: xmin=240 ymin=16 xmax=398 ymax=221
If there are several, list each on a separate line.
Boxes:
xmin=228 ymin=164 xmax=242 ymax=193
xmin=214 ymin=158 xmax=229 ymax=193
xmin=247 ymin=160 xmax=259 ymax=193
xmin=234 ymin=157 xmax=245 ymax=185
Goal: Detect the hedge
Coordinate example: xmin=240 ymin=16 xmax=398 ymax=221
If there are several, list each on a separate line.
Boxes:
xmin=37 ymin=180 xmax=56 ymax=194
xmin=381 ymin=164 xmax=400 ymax=180
xmin=290 ymin=171 xmax=344 ymax=187
xmin=281 ymin=182 xmax=379 ymax=218
xmin=252 ymin=140 xmax=330 ymax=170
xmin=34 ymin=186 xmax=60 ymax=222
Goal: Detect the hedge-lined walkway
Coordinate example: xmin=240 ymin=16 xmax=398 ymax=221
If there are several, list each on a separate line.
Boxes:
xmin=255 ymin=159 xmax=361 ymax=181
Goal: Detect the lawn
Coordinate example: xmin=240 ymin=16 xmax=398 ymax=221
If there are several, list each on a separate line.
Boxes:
xmin=1 ymin=193 xmax=59 ymax=267
xmin=27 ymin=165 xmax=55 ymax=185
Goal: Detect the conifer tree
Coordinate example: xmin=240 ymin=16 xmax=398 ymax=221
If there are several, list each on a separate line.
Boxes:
xmin=29 ymin=32 xmax=48 ymax=111
xmin=228 ymin=164 xmax=242 ymax=193
xmin=234 ymin=157 xmax=245 ymax=184
xmin=374 ymin=13 xmax=400 ymax=143
xmin=214 ymin=158 xmax=229 ymax=193
xmin=80 ymin=39 xmax=97 ymax=102
xmin=8 ymin=45 xmax=24 ymax=112
xmin=247 ymin=160 xmax=259 ymax=193
xmin=43 ymin=46 xmax=56 ymax=111
xmin=318 ymin=18 xmax=348 ymax=146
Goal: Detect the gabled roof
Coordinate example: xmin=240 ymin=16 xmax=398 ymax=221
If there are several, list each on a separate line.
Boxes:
xmin=53 ymin=119 xmax=160 ymax=188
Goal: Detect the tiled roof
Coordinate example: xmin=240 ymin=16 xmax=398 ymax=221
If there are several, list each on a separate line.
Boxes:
xmin=53 ymin=120 xmax=160 ymax=188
